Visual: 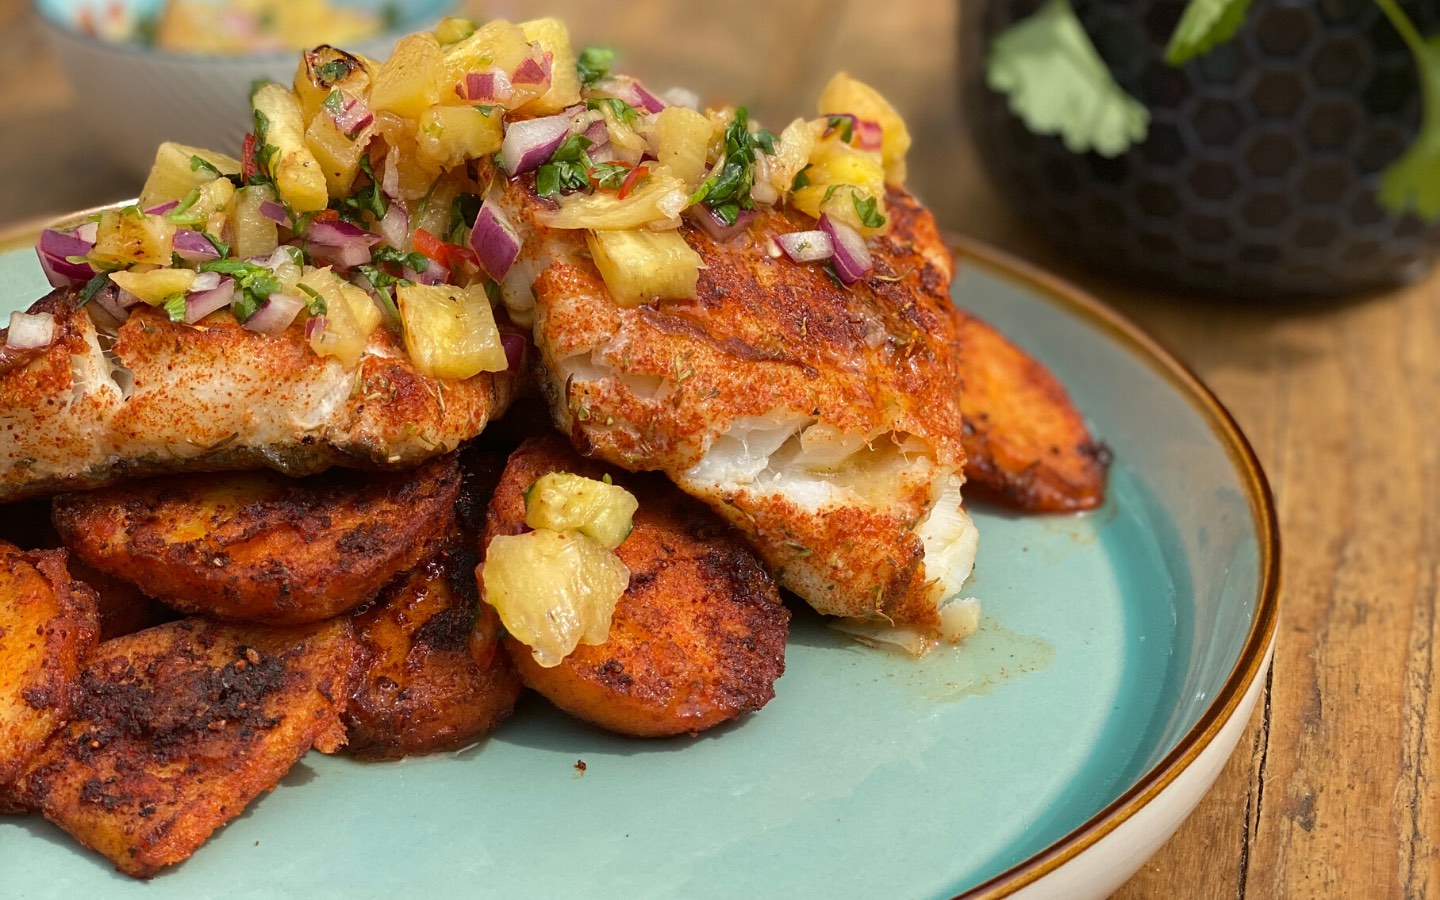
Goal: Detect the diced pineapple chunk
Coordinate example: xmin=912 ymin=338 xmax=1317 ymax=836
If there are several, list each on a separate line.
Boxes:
xmin=482 ymin=529 xmax=630 ymax=668
xmin=108 ymin=267 xmax=195 ymax=305
xmin=586 ymin=228 xmax=701 ymax=307
xmin=371 ymin=32 xmax=445 ymax=119
xmin=650 ymin=106 xmax=712 ymax=190
xmin=397 ymin=283 xmax=508 ymax=380
xmin=416 ymin=104 xmax=504 ymax=170
xmin=791 ymin=138 xmax=889 ymax=236
xmin=190 ymin=176 xmax=236 ymax=225
xmin=767 ymin=118 xmax=819 ymax=197
xmin=373 ymin=113 xmax=444 ymax=201
xmin=305 ymin=115 xmax=368 ymax=199
xmin=441 ymin=20 xmax=546 ymax=110
xmin=90 ymin=209 xmax=175 ymax=267
xmin=252 ymin=82 xmax=329 ymax=213
xmin=525 ymin=472 xmax=639 ymax=549
xmin=542 ymin=170 xmax=690 ymax=230
xmin=515 ymin=18 xmax=582 ymax=115
xmin=301 ymin=266 xmax=378 ymax=367
xmin=433 ymin=16 xmax=477 ymax=46
xmin=228 ymin=185 xmax=281 ymax=260
xmin=292 ymin=45 xmax=372 ymax=123
xmin=139 ymin=142 xmax=242 ymax=209
xmin=817 ymin=72 xmax=912 ymax=185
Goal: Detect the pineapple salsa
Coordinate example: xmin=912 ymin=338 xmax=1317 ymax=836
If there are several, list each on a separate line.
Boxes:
xmin=20 ymin=15 xmax=913 ymax=667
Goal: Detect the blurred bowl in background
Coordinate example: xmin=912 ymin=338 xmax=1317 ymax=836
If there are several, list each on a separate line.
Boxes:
xmin=34 ymin=0 xmax=453 ymax=177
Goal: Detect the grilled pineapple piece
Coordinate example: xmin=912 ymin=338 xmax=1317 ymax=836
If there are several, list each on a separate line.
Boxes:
xmin=139 ymin=141 xmax=242 ymax=209
xmin=90 ymin=208 xmax=175 ymax=267
xmin=398 ymin=283 xmax=508 ymax=380
xmin=416 ymin=104 xmax=504 ymax=170
xmin=524 ymin=471 xmax=638 ymax=549
xmin=371 ymin=32 xmax=445 ymax=118
xmin=108 ymin=268 xmax=195 ymax=306
xmin=346 ymin=541 xmax=522 ymax=759
xmin=817 ymin=72 xmax=912 ymax=185
xmin=292 ymin=45 xmax=373 ymax=123
xmin=51 ymin=455 xmax=463 ymax=626
xmin=228 ymin=184 xmax=281 ymax=258
xmin=585 ymin=228 xmax=702 ymax=307
xmin=515 ymin=17 xmax=582 ymax=115
xmin=252 ymin=81 xmax=329 ymax=213
xmin=0 ymin=543 xmax=99 ymax=788
xmin=651 ymin=106 xmax=713 ymax=189
xmin=485 ymin=435 xmax=788 ymax=737
xmin=10 ymin=617 xmax=359 ymax=877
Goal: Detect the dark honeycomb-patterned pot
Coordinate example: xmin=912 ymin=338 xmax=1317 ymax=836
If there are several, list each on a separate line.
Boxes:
xmin=962 ymin=0 xmax=1440 ymax=298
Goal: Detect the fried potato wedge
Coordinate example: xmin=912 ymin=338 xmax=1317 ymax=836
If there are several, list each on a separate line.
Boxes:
xmin=346 ymin=541 xmax=522 ymax=759
xmin=0 ymin=542 xmax=99 ymax=787
xmin=10 ymin=617 xmax=359 ymax=878
xmin=953 ymin=310 xmax=1110 ymax=512
xmin=484 ymin=435 xmax=789 ymax=738
xmin=52 ymin=455 xmax=462 ymax=625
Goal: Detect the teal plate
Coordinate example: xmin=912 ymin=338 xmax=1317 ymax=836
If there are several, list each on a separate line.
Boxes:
xmin=0 ymin=230 xmax=1278 ymax=898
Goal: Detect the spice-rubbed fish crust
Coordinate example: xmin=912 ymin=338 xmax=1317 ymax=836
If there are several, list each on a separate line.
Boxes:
xmin=484 ymin=435 xmax=788 ymax=738
xmin=0 ymin=292 xmax=515 ymax=502
xmin=52 ymin=454 xmax=462 ymax=625
xmin=502 ymin=181 xmax=977 ymax=631
xmin=346 ymin=540 xmax=522 ymax=759
xmin=10 ymin=617 xmax=358 ymax=878
xmin=0 ymin=543 xmax=99 ymax=788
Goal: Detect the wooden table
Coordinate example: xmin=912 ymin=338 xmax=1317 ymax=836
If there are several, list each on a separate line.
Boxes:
xmin=1 ymin=0 xmax=1434 ymax=895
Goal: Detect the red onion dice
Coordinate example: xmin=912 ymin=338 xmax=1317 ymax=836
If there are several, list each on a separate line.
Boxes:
xmin=469 ymin=202 xmax=522 ymax=281
xmin=500 ymin=331 xmax=527 ymax=373
xmin=819 ymin=214 xmax=872 ymax=285
xmin=36 ymin=228 xmax=96 ymax=288
xmin=6 ymin=311 xmax=56 ymax=350
xmin=242 ymin=292 xmax=305 ymax=335
xmin=775 ymin=230 xmax=835 ymax=264
xmin=687 ymin=205 xmax=753 ymax=243
xmin=461 ymin=68 xmax=513 ymax=103
xmin=173 ymin=229 xmax=221 ymax=262
xmin=498 ymin=114 xmax=572 ymax=175
xmin=185 ymin=278 xmax=236 ymax=324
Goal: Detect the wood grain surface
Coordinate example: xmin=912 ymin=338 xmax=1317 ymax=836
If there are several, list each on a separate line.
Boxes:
xmin=1 ymin=0 xmax=1436 ymax=896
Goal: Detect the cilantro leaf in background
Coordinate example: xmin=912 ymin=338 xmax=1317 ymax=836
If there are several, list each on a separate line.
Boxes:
xmin=985 ymin=0 xmax=1149 ymax=158
xmin=1376 ymin=0 xmax=1440 ymax=221
xmin=1164 ymin=0 xmax=1253 ymax=65
xmin=576 ymin=47 xmax=614 ymax=86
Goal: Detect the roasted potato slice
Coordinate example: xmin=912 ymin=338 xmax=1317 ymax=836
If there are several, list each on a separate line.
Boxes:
xmin=67 ymin=560 xmax=177 ymax=641
xmin=11 ymin=617 xmax=359 ymax=878
xmin=346 ymin=540 xmax=522 ymax=759
xmin=484 ymin=435 xmax=789 ymax=738
xmin=0 ymin=542 xmax=99 ymax=788
xmin=52 ymin=455 xmax=462 ymax=625
xmin=953 ymin=310 xmax=1111 ymax=512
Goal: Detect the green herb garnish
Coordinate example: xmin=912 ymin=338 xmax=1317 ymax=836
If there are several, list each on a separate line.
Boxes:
xmin=535 ymin=134 xmax=595 ymax=198
xmin=587 ymin=97 xmax=640 ymax=126
xmin=334 ymin=154 xmax=388 ymax=225
xmin=827 ymin=116 xmax=854 ymax=144
xmin=853 ymin=192 xmax=886 ymax=228
xmin=576 ymin=47 xmax=615 ymax=86
xmin=77 ymin=272 xmax=109 ymax=306
xmin=296 ymin=283 xmax=328 ymax=316
xmin=372 ymin=245 xmax=430 ymax=272
xmin=162 ymin=294 xmax=187 ymax=323
xmin=588 ymin=161 xmax=633 ymax=191
xmin=689 ymin=108 xmax=768 ymax=226
xmin=197 ymin=259 xmax=281 ymax=321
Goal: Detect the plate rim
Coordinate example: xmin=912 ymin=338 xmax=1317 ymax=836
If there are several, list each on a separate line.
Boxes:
xmin=948 ymin=236 xmax=1281 ymax=898
xmin=0 ymin=215 xmax=1280 ymax=896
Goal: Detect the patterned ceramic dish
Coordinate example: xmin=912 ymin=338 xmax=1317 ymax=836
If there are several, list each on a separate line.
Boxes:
xmin=0 ymin=223 xmax=1278 ymax=899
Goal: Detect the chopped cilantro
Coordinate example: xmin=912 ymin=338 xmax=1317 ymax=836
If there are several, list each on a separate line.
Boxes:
xmin=201 ymin=231 xmax=230 ymax=258
xmin=535 ymin=134 xmax=595 ymax=199
xmin=372 ymin=245 xmax=430 ymax=272
xmin=985 ymin=0 xmax=1149 ymax=157
xmin=576 ymin=47 xmax=614 ymax=86
xmin=689 ymin=108 xmax=767 ymax=226
xmin=1164 ymin=0 xmax=1252 ymax=65
xmin=754 ymin=129 xmax=778 ymax=155
xmin=314 ymin=59 xmax=351 ymax=85
xmin=448 ymin=194 xmax=482 ymax=245
xmin=587 ymin=97 xmax=639 ymax=126
xmin=197 ymin=258 xmax=280 ymax=321
xmin=164 ymin=189 xmax=205 ymax=227
xmin=827 ymin=116 xmax=855 ymax=144
xmin=853 ymin=192 xmax=886 ymax=229
xmin=356 ymin=265 xmax=404 ymax=324
xmin=77 ymin=272 xmax=109 ymax=306
xmin=792 ymin=165 xmax=813 ymax=191
xmin=588 ymin=161 xmax=633 ymax=191
xmin=249 ymin=108 xmax=281 ymax=184
xmin=323 ymin=89 xmax=345 ymax=114
xmin=162 ymin=294 xmax=187 ymax=323
xmin=296 ymin=283 xmax=328 ymax=316
xmin=190 ymin=155 xmax=223 ymax=177
xmin=483 ymin=280 xmax=503 ymax=305
xmin=334 ymin=155 xmax=388 ymax=224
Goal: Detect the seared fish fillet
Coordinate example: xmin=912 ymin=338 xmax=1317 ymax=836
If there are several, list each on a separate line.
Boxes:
xmin=497 ymin=181 xmax=977 ymax=632
xmin=0 ymin=292 xmax=515 ymax=502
